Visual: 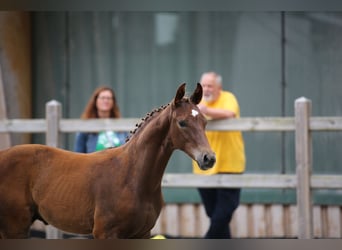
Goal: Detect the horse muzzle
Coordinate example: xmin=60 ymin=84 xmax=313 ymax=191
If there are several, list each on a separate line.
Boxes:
xmin=197 ymin=152 xmax=216 ymax=170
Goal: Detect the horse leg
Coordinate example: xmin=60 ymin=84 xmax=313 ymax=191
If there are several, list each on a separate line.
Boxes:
xmin=92 ymin=218 xmax=152 ymax=239
xmin=92 ymin=227 xmax=119 ymax=239
xmin=0 ymin=205 xmax=34 ymax=238
xmin=0 ymin=229 xmax=30 ymax=239
xmin=0 ymin=216 xmax=32 ymax=238
xmin=141 ymin=231 xmax=151 ymax=239
xmin=92 ymin=218 xmax=119 ymax=239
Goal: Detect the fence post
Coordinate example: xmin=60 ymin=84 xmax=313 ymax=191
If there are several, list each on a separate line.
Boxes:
xmin=295 ymin=97 xmax=313 ymax=239
xmin=0 ymin=61 xmax=11 ymax=149
xmin=45 ymin=100 xmax=63 ymax=239
xmin=46 ymin=100 xmax=62 ymax=148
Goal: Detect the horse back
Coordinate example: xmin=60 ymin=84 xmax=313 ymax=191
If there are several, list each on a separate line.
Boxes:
xmin=0 ymin=144 xmax=42 ymax=189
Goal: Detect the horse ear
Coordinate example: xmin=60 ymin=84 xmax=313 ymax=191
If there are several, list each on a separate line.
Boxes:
xmin=190 ymin=83 xmax=203 ymax=105
xmin=174 ymin=83 xmax=186 ymax=106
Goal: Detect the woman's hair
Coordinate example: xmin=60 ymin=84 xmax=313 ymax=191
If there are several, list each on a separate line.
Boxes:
xmin=81 ymin=86 xmax=121 ymax=119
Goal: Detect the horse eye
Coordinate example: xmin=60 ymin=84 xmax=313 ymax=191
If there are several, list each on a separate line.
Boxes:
xmin=178 ymin=120 xmax=187 ymax=127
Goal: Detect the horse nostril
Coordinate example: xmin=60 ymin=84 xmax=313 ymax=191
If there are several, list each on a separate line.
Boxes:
xmin=204 ymin=154 xmax=216 ymax=167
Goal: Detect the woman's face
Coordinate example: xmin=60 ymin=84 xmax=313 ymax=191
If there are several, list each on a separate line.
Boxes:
xmin=96 ymin=90 xmax=114 ymax=113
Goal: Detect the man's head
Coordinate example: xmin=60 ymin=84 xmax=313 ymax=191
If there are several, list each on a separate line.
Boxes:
xmin=200 ymin=72 xmax=222 ymax=103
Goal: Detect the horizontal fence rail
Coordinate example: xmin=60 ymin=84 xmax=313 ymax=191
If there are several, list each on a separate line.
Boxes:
xmin=0 ymin=119 xmax=46 ymax=133
xmin=2 ymin=117 xmax=342 ymax=133
xmin=0 ymin=98 xmax=342 ymax=238
xmin=161 ymin=173 xmax=342 ymax=189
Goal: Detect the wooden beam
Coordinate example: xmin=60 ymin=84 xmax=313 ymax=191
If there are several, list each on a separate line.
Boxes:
xmin=207 ymin=117 xmax=295 ymax=131
xmin=59 ymin=118 xmax=139 ymax=132
xmin=45 ymin=100 xmax=63 ymax=239
xmin=0 ymin=119 xmax=45 ymax=133
xmin=310 ymin=117 xmax=342 ymax=131
xmin=311 ymin=175 xmax=342 ymax=189
xmin=45 ymin=100 xmax=62 ymax=148
xmin=295 ymin=97 xmax=313 ymax=239
xmin=0 ymin=12 xmax=32 ymax=145
xmin=161 ymin=174 xmax=342 ymax=189
xmin=0 ymin=62 xmax=11 ymax=149
xmin=162 ymin=173 xmax=297 ymax=188
xmin=2 ymin=116 xmax=342 ymax=134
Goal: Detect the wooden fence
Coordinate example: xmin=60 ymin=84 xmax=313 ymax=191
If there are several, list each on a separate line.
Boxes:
xmin=1 ymin=98 xmax=342 ymax=238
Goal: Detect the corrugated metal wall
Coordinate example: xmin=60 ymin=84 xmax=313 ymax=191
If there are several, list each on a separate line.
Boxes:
xmin=31 ymin=12 xmax=342 ymax=204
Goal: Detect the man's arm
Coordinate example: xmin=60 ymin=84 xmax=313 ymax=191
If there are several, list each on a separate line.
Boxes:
xmin=198 ymin=104 xmax=236 ymax=120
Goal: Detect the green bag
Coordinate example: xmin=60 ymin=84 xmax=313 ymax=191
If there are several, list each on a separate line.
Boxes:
xmin=95 ymin=131 xmax=122 ymax=151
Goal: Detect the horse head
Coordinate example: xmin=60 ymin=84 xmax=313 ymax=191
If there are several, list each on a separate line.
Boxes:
xmin=170 ymin=83 xmax=216 ymax=170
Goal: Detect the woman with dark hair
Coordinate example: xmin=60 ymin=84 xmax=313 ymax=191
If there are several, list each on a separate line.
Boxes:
xmin=74 ymin=86 xmax=128 ymax=153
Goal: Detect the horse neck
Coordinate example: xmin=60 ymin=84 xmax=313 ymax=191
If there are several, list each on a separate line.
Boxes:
xmin=126 ymin=106 xmax=173 ymax=191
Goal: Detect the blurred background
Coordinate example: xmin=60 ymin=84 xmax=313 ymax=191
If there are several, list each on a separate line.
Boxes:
xmin=1 ymin=11 xmax=342 ymax=205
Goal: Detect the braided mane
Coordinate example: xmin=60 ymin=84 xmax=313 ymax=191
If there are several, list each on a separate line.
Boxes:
xmin=125 ymin=95 xmax=194 ymax=142
xmin=125 ymin=102 xmax=171 ymax=142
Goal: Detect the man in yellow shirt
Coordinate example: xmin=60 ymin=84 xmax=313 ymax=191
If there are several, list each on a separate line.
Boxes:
xmin=193 ymin=71 xmax=246 ymax=238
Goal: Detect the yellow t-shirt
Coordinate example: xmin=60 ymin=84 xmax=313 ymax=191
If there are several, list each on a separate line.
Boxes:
xmin=193 ymin=91 xmax=246 ymax=175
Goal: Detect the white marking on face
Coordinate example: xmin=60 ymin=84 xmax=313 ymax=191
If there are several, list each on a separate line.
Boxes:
xmin=191 ymin=109 xmax=199 ymax=117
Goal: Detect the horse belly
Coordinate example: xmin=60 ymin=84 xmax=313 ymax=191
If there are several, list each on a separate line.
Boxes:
xmin=38 ymin=201 xmax=94 ymax=235
xmin=32 ymin=178 xmax=95 ymax=235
